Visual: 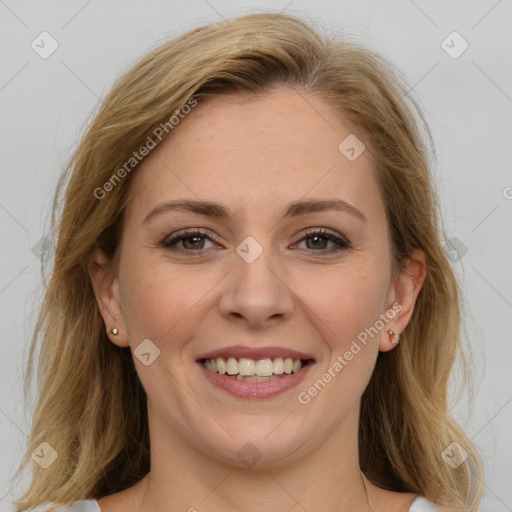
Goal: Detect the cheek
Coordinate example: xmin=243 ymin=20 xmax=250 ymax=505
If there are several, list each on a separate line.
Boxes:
xmin=118 ymin=228 xmax=391 ymax=357
xmin=292 ymin=262 xmax=389 ymax=416
xmin=333 ymin=267 xmax=391 ymax=378
xmin=118 ymin=254 xmax=202 ymax=348
xmin=298 ymin=258 xmax=390 ymax=346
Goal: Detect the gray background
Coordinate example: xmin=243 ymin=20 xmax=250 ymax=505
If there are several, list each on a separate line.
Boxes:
xmin=1 ymin=1 xmax=511 ymax=510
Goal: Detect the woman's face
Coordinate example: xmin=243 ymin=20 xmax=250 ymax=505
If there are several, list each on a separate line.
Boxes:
xmin=93 ymin=86 xmax=424 ymax=468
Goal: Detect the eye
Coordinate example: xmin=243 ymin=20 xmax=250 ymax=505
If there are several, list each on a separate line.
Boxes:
xmin=161 ymin=227 xmax=351 ymax=256
xmin=292 ymin=228 xmax=351 ymax=254
xmin=161 ymin=228 xmax=218 ymax=253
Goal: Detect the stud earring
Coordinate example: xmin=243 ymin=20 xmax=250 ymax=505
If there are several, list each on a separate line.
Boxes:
xmin=110 ymin=328 xmax=118 ymax=335
xmin=387 ymin=329 xmax=400 ymax=344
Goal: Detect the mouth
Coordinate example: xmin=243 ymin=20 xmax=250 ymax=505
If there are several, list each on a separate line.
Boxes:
xmin=200 ymin=356 xmax=311 ymax=381
xmin=195 ymin=346 xmax=315 ymax=399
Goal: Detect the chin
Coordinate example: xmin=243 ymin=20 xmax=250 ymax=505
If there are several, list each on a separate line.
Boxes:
xmin=194 ymin=415 xmax=315 ymax=469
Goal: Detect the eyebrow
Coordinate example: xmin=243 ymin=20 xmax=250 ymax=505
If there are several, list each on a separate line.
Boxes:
xmin=142 ymin=198 xmax=366 ymax=225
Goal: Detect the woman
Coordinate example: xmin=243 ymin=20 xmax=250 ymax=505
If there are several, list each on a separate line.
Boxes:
xmin=13 ymin=11 xmax=483 ymax=512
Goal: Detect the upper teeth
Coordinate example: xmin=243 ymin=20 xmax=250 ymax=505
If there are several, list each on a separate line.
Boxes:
xmin=203 ymin=357 xmax=303 ymax=376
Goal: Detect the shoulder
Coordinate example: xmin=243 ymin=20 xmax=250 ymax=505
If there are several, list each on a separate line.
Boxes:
xmin=31 ymin=500 xmax=101 ymax=512
xmin=408 ymin=496 xmax=445 ymax=511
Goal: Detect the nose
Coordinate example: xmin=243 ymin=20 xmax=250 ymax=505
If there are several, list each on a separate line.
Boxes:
xmin=218 ymin=245 xmax=295 ymax=329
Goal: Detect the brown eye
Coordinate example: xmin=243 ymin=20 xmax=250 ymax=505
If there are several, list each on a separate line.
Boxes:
xmin=162 ymin=229 xmax=217 ymax=253
xmin=294 ymin=228 xmax=351 ymax=254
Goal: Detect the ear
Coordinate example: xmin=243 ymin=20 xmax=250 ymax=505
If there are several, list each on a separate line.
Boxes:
xmin=379 ymin=248 xmax=426 ymax=352
xmin=87 ymin=246 xmax=129 ymax=348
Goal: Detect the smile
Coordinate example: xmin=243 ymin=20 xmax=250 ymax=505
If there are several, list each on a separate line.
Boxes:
xmin=195 ymin=346 xmax=315 ymax=399
xmin=201 ymin=356 xmax=307 ymax=382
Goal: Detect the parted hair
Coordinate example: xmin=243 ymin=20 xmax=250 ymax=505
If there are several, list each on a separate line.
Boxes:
xmin=13 ymin=11 xmax=483 ymax=511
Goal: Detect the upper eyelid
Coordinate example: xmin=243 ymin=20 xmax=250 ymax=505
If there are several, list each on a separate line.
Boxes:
xmin=163 ymin=227 xmax=350 ymax=247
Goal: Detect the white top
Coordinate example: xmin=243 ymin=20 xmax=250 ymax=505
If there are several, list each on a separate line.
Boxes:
xmin=38 ymin=495 xmax=444 ymax=511
xmin=409 ymin=496 xmax=445 ymax=511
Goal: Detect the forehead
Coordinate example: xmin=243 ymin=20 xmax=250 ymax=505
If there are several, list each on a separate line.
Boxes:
xmin=125 ymin=87 xmax=384 ymax=226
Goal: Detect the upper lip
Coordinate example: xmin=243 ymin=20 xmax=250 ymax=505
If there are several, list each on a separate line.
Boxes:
xmin=196 ymin=345 xmax=315 ymax=361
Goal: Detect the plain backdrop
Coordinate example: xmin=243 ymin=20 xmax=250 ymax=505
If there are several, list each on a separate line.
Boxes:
xmin=1 ymin=1 xmax=511 ymax=510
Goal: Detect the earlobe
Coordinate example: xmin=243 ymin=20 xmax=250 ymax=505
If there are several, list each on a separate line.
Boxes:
xmin=378 ymin=315 xmax=403 ymax=353
xmin=87 ymin=247 xmax=129 ymax=348
xmin=387 ymin=329 xmax=400 ymax=345
xmin=379 ymin=248 xmax=426 ymax=352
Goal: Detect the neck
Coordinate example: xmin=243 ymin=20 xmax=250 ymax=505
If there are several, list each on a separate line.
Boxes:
xmin=135 ymin=405 xmax=376 ymax=512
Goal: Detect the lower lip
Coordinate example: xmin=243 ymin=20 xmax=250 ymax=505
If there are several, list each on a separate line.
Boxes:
xmin=197 ymin=361 xmax=314 ymax=399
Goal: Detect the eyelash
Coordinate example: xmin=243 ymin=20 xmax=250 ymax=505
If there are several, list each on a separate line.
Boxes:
xmin=161 ymin=228 xmax=351 ymax=256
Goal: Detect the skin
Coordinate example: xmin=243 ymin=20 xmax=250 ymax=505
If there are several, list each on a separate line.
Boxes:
xmin=89 ymin=86 xmax=426 ymax=512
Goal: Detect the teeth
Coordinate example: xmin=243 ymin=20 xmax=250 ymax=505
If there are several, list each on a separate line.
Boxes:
xmin=273 ymin=357 xmax=284 ymax=374
xmin=202 ymin=356 xmax=307 ymax=376
xmin=217 ymin=357 xmax=226 ymax=374
xmin=226 ymin=357 xmax=238 ymax=375
xmin=236 ymin=375 xmax=281 ymax=382
xmin=255 ymin=359 xmax=273 ymax=376
xmin=238 ymin=358 xmax=256 ymax=376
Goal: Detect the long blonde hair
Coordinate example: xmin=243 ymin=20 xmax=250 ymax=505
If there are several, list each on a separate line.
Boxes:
xmin=12 ymin=11 xmax=483 ymax=511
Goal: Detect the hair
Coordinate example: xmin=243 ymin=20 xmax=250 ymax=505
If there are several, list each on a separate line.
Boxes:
xmin=12 ymin=10 xmax=483 ymax=511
